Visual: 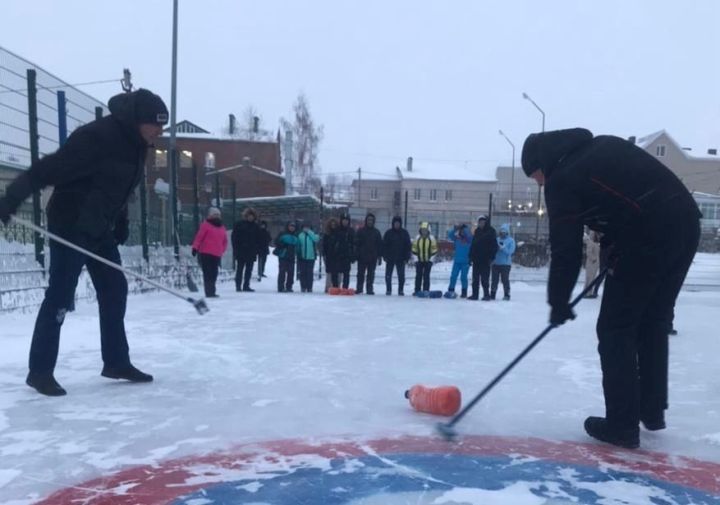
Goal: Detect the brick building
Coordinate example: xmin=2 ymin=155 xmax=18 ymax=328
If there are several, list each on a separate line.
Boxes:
xmin=148 ymin=119 xmax=285 ymax=220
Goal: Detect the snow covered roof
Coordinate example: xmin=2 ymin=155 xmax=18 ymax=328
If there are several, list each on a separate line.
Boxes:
xmin=636 ymin=130 xmax=719 ymax=161
xmin=360 ymin=160 xmax=498 ymax=182
xmin=636 ymin=130 xmax=665 ymax=149
xmin=208 ymin=163 xmax=285 ymax=180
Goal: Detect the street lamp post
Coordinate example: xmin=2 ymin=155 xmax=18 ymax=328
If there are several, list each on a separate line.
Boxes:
xmin=498 ymin=130 xmax=515 ymax=230
xmin=168 ymin=0 xmax=180 ymax=260
xmin=522 ymin=92 xmax=545 ymax=240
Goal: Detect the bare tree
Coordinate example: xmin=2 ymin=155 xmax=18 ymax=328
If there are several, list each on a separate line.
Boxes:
xmin=325 ymin=173 xmax=339 ymax=201
xmin=281 ymin=93 xmax=324 ymax=195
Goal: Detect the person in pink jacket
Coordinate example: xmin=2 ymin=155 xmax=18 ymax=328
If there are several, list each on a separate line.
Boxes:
xmin=192 ymin=207 xmax=228 ymax=297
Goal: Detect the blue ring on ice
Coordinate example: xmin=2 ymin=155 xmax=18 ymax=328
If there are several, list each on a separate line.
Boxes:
xmin=172 ymin=453 xmax=719 ymax=504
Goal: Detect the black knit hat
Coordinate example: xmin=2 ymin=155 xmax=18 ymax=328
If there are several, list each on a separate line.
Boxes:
xmin=134 ymin=89 xmax=169 ymax=125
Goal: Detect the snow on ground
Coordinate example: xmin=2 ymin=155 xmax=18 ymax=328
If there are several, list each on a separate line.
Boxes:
xmin=0 ymin=254 xmax=719 ymax=503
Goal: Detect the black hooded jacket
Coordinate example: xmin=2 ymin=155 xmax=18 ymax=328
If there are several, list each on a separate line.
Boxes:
xmin=232 ymin=219 xmax=261 ymax=261
xmin=355 ymin=214 xmax=383 ymax=263
xmin=382 ymin=216 xmax=412 ymax=262
xmin=521 ymin=128 xmax=701 ymax=310
xmin=470 ymin=223 xmax=498 ymax=264
xmin=327 ymin=218 xmax=355 ymax=270
xmin=1 ymin=90 xmax=163 ymax=246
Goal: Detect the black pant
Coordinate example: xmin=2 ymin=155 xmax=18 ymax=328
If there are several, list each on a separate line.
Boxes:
xmin=298 ymin=259 xmax=315 ymax=292
xmin=471 ymin=261 xmax=491 ymax=297
xmin=596 ymin=220 xmax=699 ymax=432
xmin=257 ymin=254 xmax=267 ymax=279
xmin=278 ymin=259 xmax=295 ymax=291
xmin=235 ymin=258 xmax=254 ymax=290
xmin=414 ymin=261 xmax=432 ymax=292
xmin=385 ymin=260 xmax=406 ymax=294
xmin=356 ymin=260 xmax=377 ymax=293
xmin=331 ymin=269 xmax=351 ymax=289
xmin=200 ymin=253 xmax=221 ymax=297
xmin=29 ymin=240 xmax=130 ymax=374
xmin=491 ymin=264 xmax=511 ymax=297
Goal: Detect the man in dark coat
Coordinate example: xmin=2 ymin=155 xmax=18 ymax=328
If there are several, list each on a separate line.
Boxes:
xmin=257 ymin=220 xmax=272 ymax=281
xmin=231 ymin=207 xmax=260 ymax=292
xmin=521 ymin=128 xmax=701 ymax=449
xmin=331 ymin=215 xmax=355 ymax=289
xmin=0 ymin=89 xmax=168 ymax=396
xmin=382 ymin=216 xmax=412 ymax=295
xmin=469 ymin=215 xmax=498 ymax=300
xmin=354 ymin=213 xmax=383 ymax=294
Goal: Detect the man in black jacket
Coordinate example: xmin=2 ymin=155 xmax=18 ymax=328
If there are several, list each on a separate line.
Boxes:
xmin=469 ymin=215 xmax=498 ymax=300
xmin=332 ymin=215 xmax=355 ymax=289
xmin=382 ymin=216 xmax=412 ymax=296
xmin=521 ymin=128 xmax=701 ymax=449
xmin=232 ymin=207 xmax=260 ymax=292
xmin=0 ymin=89 xmax=168 ymax=396
xmin=355 ymin=213 xmax=383 ymax=294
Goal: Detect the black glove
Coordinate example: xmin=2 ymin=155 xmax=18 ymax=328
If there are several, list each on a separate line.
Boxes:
xmin=113 ymin=219 xmax=129 ymax=245
xmin=191 ymin=248 xmax=198 ymax=257
xmin=550 ymin=304 xmax=576 ymax=326
xmin=0 ymin=198 xmax=14 ymax=225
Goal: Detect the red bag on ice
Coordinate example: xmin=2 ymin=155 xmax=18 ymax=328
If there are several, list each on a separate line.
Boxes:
xmin=405 ymin=384 xmax=461 ymax=417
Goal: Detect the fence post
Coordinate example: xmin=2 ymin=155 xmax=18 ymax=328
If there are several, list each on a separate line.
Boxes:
xmin=318 ymin=186 xmax=324 ymax=279
xmin=404 ymin=190 xmax=409 ymax=226
xmin=95 ymin=106 xmax=103 ymax=121
xmin=192 ymin=162 xmax=200 ymax=235
xmin=26 ymin=69 xmax=44 ymax=269
xmin=57 ymin=91 xmax=67 ymax=145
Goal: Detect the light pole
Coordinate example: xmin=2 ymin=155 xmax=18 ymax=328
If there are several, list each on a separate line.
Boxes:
xmin=522 ymin=92 xmax=545 ymax=240
xmin=498 ymin=130 xmax=515 ymax=227
xmin=168 ymin=0 xmax=180 ymax=260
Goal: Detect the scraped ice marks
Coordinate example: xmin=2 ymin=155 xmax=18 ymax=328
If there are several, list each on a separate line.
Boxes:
xmin=37 ymin=436 xmax=720 ymax=505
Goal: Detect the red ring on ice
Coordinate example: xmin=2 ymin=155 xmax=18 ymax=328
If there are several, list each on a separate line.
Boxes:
xmin=37 ymin=435 xmax=720 ymax=504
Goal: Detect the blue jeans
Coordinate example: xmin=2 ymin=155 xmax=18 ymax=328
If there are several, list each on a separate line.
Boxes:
xmin=29 ymin=240 xmax=130 ymax=373
xmin=448 ymin=262 xmax=469 ymax=291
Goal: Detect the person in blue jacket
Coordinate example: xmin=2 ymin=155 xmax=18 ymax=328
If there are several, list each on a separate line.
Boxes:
xmin=274 ymin=222 xmax=299 ymax=292
xmin=491 ymin=223 xmax=516 ymax=300
xmin=445 ymin=223 xmax=472 ymax=298
xmin=296 ymin=223 xmax=320 ymax=293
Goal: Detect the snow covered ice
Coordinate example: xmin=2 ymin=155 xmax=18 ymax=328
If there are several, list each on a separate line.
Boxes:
xmin=1 ymin=254 xmax=719 ymax=504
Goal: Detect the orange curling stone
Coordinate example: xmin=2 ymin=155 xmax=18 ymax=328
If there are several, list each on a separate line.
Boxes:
xmin=405 ymin=384 xmax=461 ymax=417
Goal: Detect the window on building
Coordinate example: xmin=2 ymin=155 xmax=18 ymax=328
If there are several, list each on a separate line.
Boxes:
xmin=445 ymin=190 xmax=453 ymax=201
xmin=429 ymin=189 xmax=438 ymax=202
xmin=205 ymin=152 xmax=215 ymax=169
xmin=370 ymin=188 xmax=379 ymax=200
xmin=656 ymin=145 xmax=666 ymax=157
xmin=393 ymin=190 xmax=401 ymax=207
xmin=180 ymin=150 xmax=193 ymax=168
xmin=413 ymin=188 xmax=422 ymax=201
xmin=155 ymin=149 xmax=167 ymax=167
xmin=700 ymin=203 xmax=717 ymax=220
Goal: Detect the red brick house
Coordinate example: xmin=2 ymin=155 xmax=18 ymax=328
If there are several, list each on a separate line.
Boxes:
xmin=148 ymin=120 xmax=285 ymax=215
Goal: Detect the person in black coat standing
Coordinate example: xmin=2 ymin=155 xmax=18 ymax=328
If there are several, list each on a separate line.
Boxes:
xmin=257 ymin=220 xmax=272 ymax=281
xmin=355 ymin=213 xmax=383 ymax=294
xmin=382 ymin=216 xmax=412 ymax=295
xmin=469 ymin=215 xmax=498 ymax=300
xmin=330 ymin=214 xmax=355 ymax=289
xmin=231 ymin=207 xmax=261 ymax=292
xmin=522 ymin=128 xmax=701 ymax=449
xmin=0 ymin=89 xmax=167 ymax=396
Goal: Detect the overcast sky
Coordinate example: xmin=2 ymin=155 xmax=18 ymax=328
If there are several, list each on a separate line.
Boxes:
xmin=3 ymin=0 xmax=719 ymax=179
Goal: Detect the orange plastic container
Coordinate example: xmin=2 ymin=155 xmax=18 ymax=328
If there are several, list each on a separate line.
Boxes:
xmin=328 ymin=287 xmax=342 ymax=295
xmin=339 ymin=288 xmax=356 ymax=296
xmin=405 ymin=385 xmax=461 ymax=417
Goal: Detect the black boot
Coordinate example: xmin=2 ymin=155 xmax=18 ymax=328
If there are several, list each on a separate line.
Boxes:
xmin=490 ymin=291 xmax=497 ymax=300
xmin=584 ymin=416 xmax=639 ymax=449
xmin=243 ymin=286 xmax=255 ymax=292
xmin=460 ymin=288 xmax=467 ymax=298
xmin=26 ymin=372 xmax=67 ymax=396
xmin=640 ymin=413 xmax=666 ymax=431
xmin=101 ymin=364 xmax=154 ymax=383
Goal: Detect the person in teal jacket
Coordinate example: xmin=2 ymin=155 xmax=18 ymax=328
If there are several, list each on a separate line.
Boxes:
xmin=275 ymin=222 xmax=299 ymax=292
xmin=491 ymin=223 xmax=516 ymax=300
xmin=297 ymin=223 xmax=320 ymax=292
xmin=445 ymin=223 xmax=472 ymax=298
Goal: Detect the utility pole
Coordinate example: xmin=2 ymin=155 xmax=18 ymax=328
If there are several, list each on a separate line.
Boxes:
xmin=169 ymin=0 xmax=180 ymax=260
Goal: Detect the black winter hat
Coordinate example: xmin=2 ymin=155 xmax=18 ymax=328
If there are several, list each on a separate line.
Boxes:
xmin=521 ymin=128 xmax=593 ymax=177
xmin=133 ymin=89 xmax=169 ymax=126
xmin=392 ymin=216 xmax=402 ymax=226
